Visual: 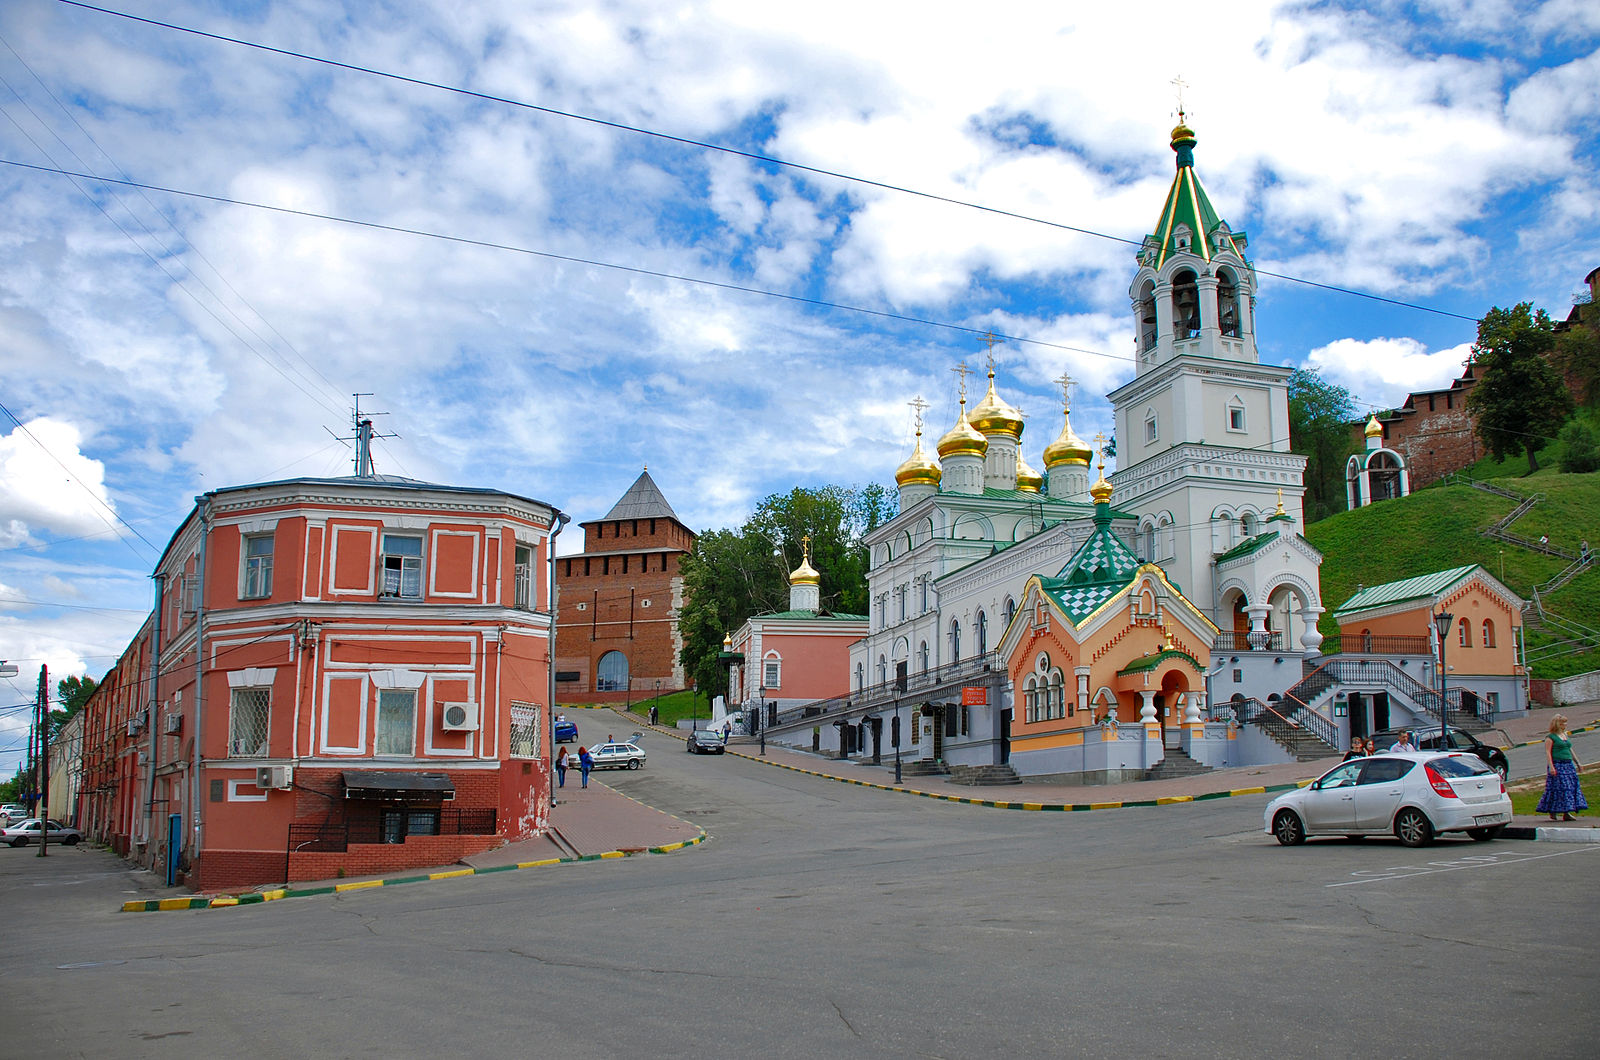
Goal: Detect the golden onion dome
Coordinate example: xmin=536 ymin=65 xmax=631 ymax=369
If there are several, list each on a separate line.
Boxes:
xmin=1364 ymin=415 xmax=1384 ymax=439
xmin=968 ymin=370 xmax=1024 ymax=440
xmin=1042 ymin=407 xmax=1093 ymax=469
xmin=789 ymin=555 xmax=820 ymax=586
xmin=937 ymin=403 xmax=988 ymax=460
xmin=895 ymin=429 xmax=943 ymax=489
xmin=1170 ymin=121 xmax=1196 ymax=146
xmin=1089 ymin=471 xmax=1114 ymax=506
xmin=1015 ymin=450 xmax=1043 ymax=493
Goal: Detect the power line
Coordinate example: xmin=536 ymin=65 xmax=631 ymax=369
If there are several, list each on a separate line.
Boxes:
xmin=51 ymin=0 xmax=1480 ymax=324
xmin=0 ymin=156 xmax=1127 ymax=366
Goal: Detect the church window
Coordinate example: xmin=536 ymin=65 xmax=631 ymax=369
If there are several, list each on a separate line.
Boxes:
xmin=877 ymin=655 xmax=888 ymax=686
xmin=1137 ymin=280 xmax=1158 ymax=353
xmin=919 ymin=641 xmax=929 ymax=672
xmin=1227 ymin=397 xmax=1246 ymax=433
xmin=1482 ymin=620 xmax=1495 ymax=648
xmin=1241 ymin=512 xmax=1258 ymax=538
xmin=855 ymin=663 xmax=864 ymax=694
xmin=1217 ymin=271 xmax=1240 ymax=337
xmin=1172 ymin=269 xmax=1200 ymax=339
xmin=976 ymin=611 xmax=988 ymax=655
xmin=763 ymin=652 xmax=782 ymax=690
xmin=1051 ymin=672 xmax=1066 ymax=720
xmin=1003 ymin=596 xmax=1016 ymax=629
xmin=1145 ymin=411 xmax=1158 ymax=444
xmin=596 ymin=651 xmax=629 ymax=692
xmin=950 ymin=620 xmax=961 ymax=665
xmin=1024 ymin=676 xmax=1038 ymax=723
xmin=919 ymin=576 xmax=929 ymax=613
xmin=1457 ymin=618 xmax=1470 ymax=647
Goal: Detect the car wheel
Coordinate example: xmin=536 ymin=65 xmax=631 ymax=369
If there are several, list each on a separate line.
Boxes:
xmin=1493 ymin=761 xmax=1509 ymax=782
xmin=1394 ymin=807 xmax=1433 ymax=847
xmin=1272 ymin=810 xmax=1305 ymax=846
xmin=1467 ymin=825 xmax=1505 ymax=841
xmin=627 ymin=759 xmax=641 ymax=770
xmin=9 ymin=838 xmax=27 ymax=847
xmin=63 ymin=835 xmax=80 ymax=846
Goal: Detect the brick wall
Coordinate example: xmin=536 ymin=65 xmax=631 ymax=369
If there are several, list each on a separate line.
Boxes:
xmin=1354 ymin=375 xmax=1482 ymax=491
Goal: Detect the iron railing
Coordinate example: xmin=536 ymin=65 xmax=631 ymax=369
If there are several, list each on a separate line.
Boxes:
xmin=772 ymin=651 xmax=1004 ymax=730
xmin=288 ymin=807 xmax=496 ymax=854
xmin=1318 ymin=633 xmax=1432 ymax=657
xmin=1211 ymin=631 xmax=1284 ymax=652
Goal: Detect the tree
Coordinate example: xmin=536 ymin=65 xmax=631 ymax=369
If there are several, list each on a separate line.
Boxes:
xmin=49 ymin=674 xmax=98 ymax=737
xmin=677 ymin=483 xmax=889 ymax=699
xmin=1468 ymin=303 xmax=1573 ymax=474
xmin=1287 ymin=367 xmax=1358 ymax=521
xmin=1552 ymin=322 xmax=1600 ymax=407
xmin=1558 ymin=418 xmax=1600 ymax=474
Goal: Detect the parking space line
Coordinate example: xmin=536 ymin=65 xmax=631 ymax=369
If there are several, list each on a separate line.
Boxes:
xmin=1327 ymin=844 xmax=1600 ymax=887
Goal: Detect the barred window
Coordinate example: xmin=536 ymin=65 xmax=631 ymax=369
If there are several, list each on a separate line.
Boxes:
xmin=228 ymin=688 xmax=270 ymax=757
xmin=242 ymin=534 xmax=274 ymax=599
xmin=376 ymin=689 xmax=416 ymax=756
xmin=509 ymin=701 xmax=539 ymax=759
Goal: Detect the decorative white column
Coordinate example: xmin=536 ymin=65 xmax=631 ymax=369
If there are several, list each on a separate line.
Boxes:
xmin=1183 ymin=690 xmax=1203 ymax=725
xmin=1246 ymin=605 xmax=1272 ymax=650
xmin=1139 ymin=690 xmax=1157 ymax=723
xmin=1076 ymin=668 xmax=1090 ymax=716
xmin=1299 ymin=607 xmax=1325 ymax=654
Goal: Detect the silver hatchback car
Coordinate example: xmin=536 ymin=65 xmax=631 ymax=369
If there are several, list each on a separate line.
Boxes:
xmin=588 ymin=741 xmax=646 ymax=770
xmin=1265 ymin=752 xmax=1511 ymax=847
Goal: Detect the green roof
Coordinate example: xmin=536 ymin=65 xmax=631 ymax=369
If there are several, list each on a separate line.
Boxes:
xmin=1035 ymin=506 xmax=1147 ymax=623
xmin=1146 ymin=126 xmax=1247 ymax=270
xmin=758 ymin=610 xmax=867 ymax=622
xmin=1116 ymin=648 xmax=1202 ymax=677
xmin=1215 ymin=530 xmax=1280 ymax=564
xmin=1333 ymin=565 xmax=1478 ymax=619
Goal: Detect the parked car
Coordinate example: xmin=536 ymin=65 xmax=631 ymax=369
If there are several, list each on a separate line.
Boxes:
xmin=686 ymin=729 xmax=726 ymax=754
xmin=1264 ymin=752 xmax=1511 ymax=847
xmin=1373 ymin=727 xmax=1509 ymax=780
xmin=587 ymin=741 xmax=646 ymax=770
xmin=553 ymin=719 xmax=579 ymax=744
xmin=2 ymin=818 xmax=84 ymax=847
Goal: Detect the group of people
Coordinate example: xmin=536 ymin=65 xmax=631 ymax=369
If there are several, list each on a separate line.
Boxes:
xmin=1343 ymin=732 xmax=1419 ymax=760
xmin=554 ymin=745 xmax=593 ymax=789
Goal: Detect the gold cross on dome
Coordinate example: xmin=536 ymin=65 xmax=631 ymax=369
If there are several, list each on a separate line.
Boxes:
xmin=908 ymin=395 xmax=929 ymax=434
xmin=979 ymin=329 xmax=1004 ymax=375
xmin=1093 ymin=432 xmax=1108 ymax=469
xmin=1054 ymin=371 xmax=1077 ymax=410
xmin=951 ymin=360 xmax=971 ymax=403
xmin=802 ymin=533 xmax=812 ymax=561
xmin=1171 ymin=74 xmax=1189 ymax=122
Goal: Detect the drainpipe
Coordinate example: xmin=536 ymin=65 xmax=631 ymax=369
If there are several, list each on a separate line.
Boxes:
xmin=547 ymin=511 xmax=570 ymax=750
xmin=144 ymin=573 xmax=165 ymax=849
xmin=189 ymin=496 xmax=212 ymax=874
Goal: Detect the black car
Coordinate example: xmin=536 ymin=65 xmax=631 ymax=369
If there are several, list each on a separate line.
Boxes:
xmin=686 ymin=729 xmax=725 ymax=754
xmin=1373 ymin=727 xmax=1509 ymax=780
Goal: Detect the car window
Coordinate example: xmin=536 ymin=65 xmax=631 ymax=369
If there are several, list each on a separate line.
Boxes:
xmin=1428 ymin=755 xmax=1491 ymax=778
xmin=1358 ymin=759 xmax=1414 ymax=784
xmin=1317 ymin=763 xmax=1362 ymax=789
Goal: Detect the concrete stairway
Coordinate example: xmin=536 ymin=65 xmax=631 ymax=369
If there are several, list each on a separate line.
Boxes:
xmin=947 ymin=764 xmax=1022 ymax=786
xmin=898 ymin=760 xmax=950 ymax=777
xmin=1144 ymin=748 xmax=1214 ymax=780
xmin=1253 ymin=713 xmax=1342 ymax=762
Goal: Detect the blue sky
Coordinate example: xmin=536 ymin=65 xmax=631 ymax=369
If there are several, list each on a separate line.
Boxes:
xmin=1 ymin=0 xmax=1596 ymax=773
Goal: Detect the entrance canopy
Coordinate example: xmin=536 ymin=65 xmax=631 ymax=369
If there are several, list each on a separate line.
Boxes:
xmin=342 ymin=771 xmax=455 ymax=800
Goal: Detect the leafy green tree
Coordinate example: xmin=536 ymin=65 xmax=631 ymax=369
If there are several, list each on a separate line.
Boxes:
xmin=1287 ymin=367 xmax=1359 ymax=521
xmin=1552 ymin=321 xmax=1600 ymax=407
xmin=1468 ymin=304 xmax=1573 ymax=474
xmin=50 ymin=675 xmax=99 ymax=737
xmin=1558 ymin=418 xmax=1600 ymax=474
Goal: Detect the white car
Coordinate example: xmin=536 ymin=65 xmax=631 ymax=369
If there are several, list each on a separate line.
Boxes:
xmin=1264 ymin=752 xmax=1511 ymax=847
xmin=3 ymin=818 xmax=84 ymax=847
xmin=586 ymin=742 xmax=646 ymax=770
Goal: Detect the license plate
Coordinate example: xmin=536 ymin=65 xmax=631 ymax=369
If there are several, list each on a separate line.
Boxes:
xmin=1474 ymin=813 xmax=1508 ymax=825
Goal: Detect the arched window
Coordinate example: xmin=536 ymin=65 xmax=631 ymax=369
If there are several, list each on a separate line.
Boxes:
xmin=877 ymin=655 xmax=888 ymax=686
xmin=950 ymin=620 xmax=961 ymax=665
xmin=1241 ymin=512 xmax=1258 ymax=538
xmin=1482 ymin=620 xmax=1496 ymax=648
xmin=1217 ymin=270 xmax=1239 ymax=336
xmin=763 ymin=651 xmax=782 ymax=690
xmin=1457 ymin=618 xmax=1470 ymax=647
xmin=976 ymin=611 xmax=988 ymax=655
xmin=1172 ymin=269 xmax=1200 ymax=339
xmin=918 ymin=640 xmax=929 ymax=672
xmin=1025 ymin=676 xmax=1038 ymax=723
xmin=1051 ymin=672 xmax=1066 ymax=719
xmin=596 ymin=651 xmax=629 ymax=692
xmin=1003 ymin=596 xmax=1016 ymax=629
xmin=1137 ymin=279 xmax=1158 ymax=353
xmin=855 ymin=663 xmax=864 ymax=694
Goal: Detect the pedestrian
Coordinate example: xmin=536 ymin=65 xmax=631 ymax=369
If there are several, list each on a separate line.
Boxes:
xmin=722 ymin=724 xmax=730 ymax=746
xmin=555 ymin=747 xmax=568 ymax=789
xmin=1536 ymin=714 xmax=1587 ymax=822
xmin=1582 ymin=540 xmax=1592 ymax=565
xmin=1389 ymin=730 xmax=1416 ymax=753
xmin=1539 ymin=535 xmax=1549 ymax=547
xmin=1365 ymin=737 xmax=1378 ymax=756
xmin=1344 ymin=736 xmax=1366 ymax=762
xmin=578 ymin=745 xmax=594 ymax=788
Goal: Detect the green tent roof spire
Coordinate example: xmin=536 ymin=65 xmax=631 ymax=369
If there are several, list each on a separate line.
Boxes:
xmin=1144 ymin=119 xmax=1248 ymax=270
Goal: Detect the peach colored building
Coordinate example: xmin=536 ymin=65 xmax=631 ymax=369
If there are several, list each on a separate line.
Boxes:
xmin=76 ymin=460 xmax=564 ymax=892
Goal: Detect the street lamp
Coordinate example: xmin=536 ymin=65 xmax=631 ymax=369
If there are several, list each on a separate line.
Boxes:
xmin=1432 ymin=609 xmax=1453 ymax=749
xmin=758 ymin=686 xmax=766 ymax=756
xmin=893 ymin=694 xmax=902 ymax=785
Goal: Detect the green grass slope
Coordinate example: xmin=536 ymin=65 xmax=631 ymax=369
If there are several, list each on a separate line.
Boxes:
xmin=1304 ymin=472 xmax=1600 ymax=680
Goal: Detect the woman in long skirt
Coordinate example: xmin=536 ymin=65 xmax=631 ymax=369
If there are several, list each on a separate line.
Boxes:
xmin=1536 ymin=714 xmax=1587 ymax=821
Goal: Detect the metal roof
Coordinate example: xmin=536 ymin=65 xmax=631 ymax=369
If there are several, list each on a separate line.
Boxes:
xmin=596 ymin=469 xmax=683 ymax=524
xmin=1333 ymin=565 xmax=1478 ymax=618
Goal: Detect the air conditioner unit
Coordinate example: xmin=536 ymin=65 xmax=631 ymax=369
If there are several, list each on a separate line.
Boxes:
xmin=441 ymin=701 xmax=480 ymax=732
xmin=255 ymin=765 xmax=293 ymax=790
xmin=126 ymin=711 xmax=146 ymax=737
xmin=163 ymin=712 xmax=183 ymax=734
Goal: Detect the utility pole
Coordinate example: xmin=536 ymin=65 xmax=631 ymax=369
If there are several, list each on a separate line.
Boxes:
xmin=36 ymin=664 xmax=48 ymax=857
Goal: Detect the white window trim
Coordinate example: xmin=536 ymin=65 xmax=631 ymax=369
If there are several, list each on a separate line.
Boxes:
xmin=762 ymin=651 xmax=782 ymax=691
xmin=380 ymin=534 xmax=425 ymax=599
xmin=241 ymin=532 xmax=274 ymax=600
xmin=1226 ymin=396 xmax=1247 ymax=433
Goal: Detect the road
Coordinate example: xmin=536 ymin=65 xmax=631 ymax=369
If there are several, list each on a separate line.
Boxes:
xmin=3 ymin=724 xmax=1597 ymax=1058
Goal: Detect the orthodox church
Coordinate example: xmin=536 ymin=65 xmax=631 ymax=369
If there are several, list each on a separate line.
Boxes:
xmin=815 ymin=117 xmax=1329 ymax=776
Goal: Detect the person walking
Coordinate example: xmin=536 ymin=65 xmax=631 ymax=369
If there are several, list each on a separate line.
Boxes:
xmin=1536 ymin=714 xmax=1587 ymax=822
xmin=1389 ymin=731 xmax=1416 ymax=753
xmin=578 ymin=745 xmax=594 ymax=789
xmin=555 ymin=747 xmax=568 ymax=789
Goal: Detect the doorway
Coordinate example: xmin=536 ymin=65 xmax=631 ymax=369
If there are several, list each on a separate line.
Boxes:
xmin=999 ymin=708 xmax=1012 ymax=764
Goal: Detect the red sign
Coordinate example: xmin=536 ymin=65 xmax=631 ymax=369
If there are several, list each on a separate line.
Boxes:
xmin=961 ymin=686 xmax=987 ymax=706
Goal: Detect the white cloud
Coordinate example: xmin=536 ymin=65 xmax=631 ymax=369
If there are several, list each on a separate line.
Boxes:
xmin=0 ymin=419 xmax=120 ymax=547
xmin=1307 ymin=338 xmax=1473 ymax=409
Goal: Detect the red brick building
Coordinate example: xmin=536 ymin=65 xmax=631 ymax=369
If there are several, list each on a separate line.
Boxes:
xmin=74 ymin=451 xmax=562 ymax=892
xmin=554 ymin=470 xmax=694 ymax=703
xmin=1358 ymin=363 xmax=1482 ymax=491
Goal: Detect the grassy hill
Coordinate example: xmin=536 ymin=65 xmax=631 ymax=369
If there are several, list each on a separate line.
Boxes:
xmin=1304 ymin=470 xmax=1600 ymax=680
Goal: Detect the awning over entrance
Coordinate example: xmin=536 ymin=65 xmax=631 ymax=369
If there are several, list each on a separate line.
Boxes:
xmin=342 ymin=770 xmax=455 ymax=800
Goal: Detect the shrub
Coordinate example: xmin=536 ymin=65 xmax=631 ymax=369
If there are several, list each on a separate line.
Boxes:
xmin=1559 ymin=420 xmax=1600 ymax=474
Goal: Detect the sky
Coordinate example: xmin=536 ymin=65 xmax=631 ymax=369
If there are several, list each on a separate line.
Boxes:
xmin=1 ymin=0 xmax=1596 ymax=773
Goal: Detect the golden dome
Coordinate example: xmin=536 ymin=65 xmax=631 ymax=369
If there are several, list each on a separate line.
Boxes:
xmin=937 ymin=402 xmax=988 ymax=460
xmin=789 ymin=534 xmax=820 ymax=585
xmin=1089 ymin=472 xmax=1114 ymax=505
xmin=968 ymin=369 xmax=1024 ymax=440
xmin=895 ymin=429 xmax=943 ymax=488
xmin=1364 ymin=415 xmax=1384 ymax=439
xmin=1015 ymin=450 xmax=1043 ymax=493
xmin=1042 ymin=407 xmax=1093 ymax=469
xmin=1170 ymin=121 xmax=1196 ymax=146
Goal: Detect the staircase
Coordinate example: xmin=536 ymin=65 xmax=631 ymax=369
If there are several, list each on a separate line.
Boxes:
xmin=1144 ymin=748 xmax=1214 ymax=780
xmin=897 ymin=760 xmax=950 ymax=777
xmin=1246 ymin=706 xmax=1341 ymax=762
xmin=947 ymin=763 xmax=1022 ymax=786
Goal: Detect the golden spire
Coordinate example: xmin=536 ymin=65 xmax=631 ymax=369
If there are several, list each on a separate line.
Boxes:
xmin=1014 ymin=406 xmax=1043 ymax=491
xmin=1364 ymin=415 xmax=1383 ymax=439
xmin=895 ymin=396 xmax=941 ymax=488
xmin=789 ymin=533 xmax=820 ymax=585
xmin=937 ymin=372 xmax=988 ymax=460
xmin=1089 ymin=432 xmax=1114 ymax=504
xmin=1042 ymin=371 xmax=1092 ymax=469
xmin=968 ymin=335 xmax=1023 ymax=440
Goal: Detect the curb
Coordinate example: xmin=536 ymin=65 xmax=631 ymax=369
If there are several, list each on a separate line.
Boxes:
xmin=121 ymin=828 xmax=707 ymax=914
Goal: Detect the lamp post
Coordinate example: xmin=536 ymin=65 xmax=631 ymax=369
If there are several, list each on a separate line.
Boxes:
xmin=758 ymin=686 xmax=767 ymax=756
xmin=893 ymin=694 xmax=902 ymax=785
xmin=1432 ymin=610 xmax=1453 ymax=749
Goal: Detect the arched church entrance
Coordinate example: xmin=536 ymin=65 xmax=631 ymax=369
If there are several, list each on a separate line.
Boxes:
xmin=1159 ymin=669 xmax=1189 ymax=749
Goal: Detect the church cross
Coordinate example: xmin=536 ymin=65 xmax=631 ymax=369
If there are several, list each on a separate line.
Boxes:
xmin=1054 ymin=371 xmax=1077 ymax=411
xmin=1171 ymin=74 xmax=1190 ymax=122
xmin=979 ymin=329 xmax=1004 ymax=375
xmin=802 ymin=533 xmax=812 ymax=562
xmin=951 ymin=360 xmax=971 ymax=403
xmin=908 ymin=395 xmax=929 ymax=435
xmin=1093 ymin=432 xmax=1109 ymax=470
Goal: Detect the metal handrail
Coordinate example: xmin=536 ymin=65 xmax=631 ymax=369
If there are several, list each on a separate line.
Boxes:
xmin=1319 ymin=633 xmax=1432 ymax=656
xmin=773 ymin=651 xmax=1004 ymax=728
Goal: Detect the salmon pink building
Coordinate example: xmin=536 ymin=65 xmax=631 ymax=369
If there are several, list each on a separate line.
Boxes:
xmin=76 ymin=436 xmax=564 ymax=892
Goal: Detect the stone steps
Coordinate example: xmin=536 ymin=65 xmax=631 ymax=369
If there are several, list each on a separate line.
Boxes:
xmin=1144 ymin=748 xmax=1214 ymax=781
xmin=897 ymin=760 xmax=950 ymax=777
xmin=947 ymin=764 xmax=1022 ymax=786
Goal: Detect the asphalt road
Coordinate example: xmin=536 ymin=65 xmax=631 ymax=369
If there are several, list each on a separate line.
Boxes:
xmin=3 ymin=728 xmax=1597 ymax=1059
